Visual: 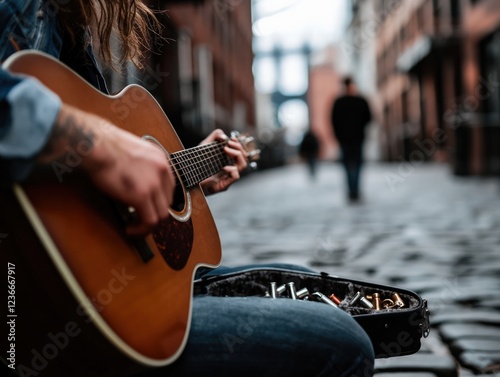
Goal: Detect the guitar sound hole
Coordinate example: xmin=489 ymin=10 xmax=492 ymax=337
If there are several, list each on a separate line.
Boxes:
xmin=172 ymin=177 xmax=186 ymax=212
xmin=153 ymin=175 xmax=194 ymax=270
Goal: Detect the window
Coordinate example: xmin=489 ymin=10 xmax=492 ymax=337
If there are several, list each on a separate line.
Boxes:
xmin=450 ymin=0 xmax=460 ymax=26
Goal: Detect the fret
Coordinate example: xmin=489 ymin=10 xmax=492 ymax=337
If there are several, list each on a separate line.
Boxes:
xmin=188 ymin=147 xmax=203 ymax=185
xmin=177 ymin=151 xmax=195 ymax=188
xmin=188 ymin=148 xmax=200 ymax=184
xmin=170 ymin=140 xmax=232 ymax=189
xmin=207 ymin=143 xmax=219 ymax=176
xmin=169 ymin=154 xmax=183 ymax=186
xmin=185 ymin=150 xmax=197 ymax=187
xmin=173 ymin=153 xmax=187 ymax=187
xmin=195 ymin=146 xmax=208 ymax=183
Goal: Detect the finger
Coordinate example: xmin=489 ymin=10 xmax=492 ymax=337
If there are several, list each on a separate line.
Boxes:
xmin=227 ymin=140 xmax=249 ymax=164
xmin=222 ymin=165 xmax=240 ymax=181
xmin=224 ymin=145 xmax=247 ymax=170
xmin=227 ymin=139 xmax=246 ymax=153
xmin=201 ymin=129 xmax=227 ymax=144
xmin=153 ymin=186 xmax=170 ymax=220
xmin=212 ymin=129 xmax=228 ymax=141
xmin=152 ymin=159 xmax=175 ymax=220
xmin=163 ymin=161 xmax=176 ymax=208
xmin=126 ymin=198 xmax=158 ymax=236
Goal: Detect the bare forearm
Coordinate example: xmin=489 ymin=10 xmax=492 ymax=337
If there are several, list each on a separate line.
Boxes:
xmin=37 ymin=104 xmax=96 ymax=166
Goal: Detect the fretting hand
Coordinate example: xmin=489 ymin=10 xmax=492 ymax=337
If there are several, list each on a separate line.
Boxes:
xmin=199 ymin=129 xmax=248 ymax=195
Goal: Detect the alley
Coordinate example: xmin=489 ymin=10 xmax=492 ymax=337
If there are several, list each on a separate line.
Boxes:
xmin=207 ymin=162 xmax=500 ymax=376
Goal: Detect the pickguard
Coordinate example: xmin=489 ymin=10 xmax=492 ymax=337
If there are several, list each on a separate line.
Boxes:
xmin=152 ymin=216 xmax=193 ymax=270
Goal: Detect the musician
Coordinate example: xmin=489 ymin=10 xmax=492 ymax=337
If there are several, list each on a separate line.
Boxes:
xmin=0 ymin=1 xmax=374 ymax=376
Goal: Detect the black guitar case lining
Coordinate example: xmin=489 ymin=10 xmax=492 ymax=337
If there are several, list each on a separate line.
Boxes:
xmin=194 ymin=268 xmax=430 ymax=358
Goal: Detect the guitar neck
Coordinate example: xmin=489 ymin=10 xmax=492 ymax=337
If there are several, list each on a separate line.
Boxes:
xmin=169 ymin=140 xmax=233 ymax=188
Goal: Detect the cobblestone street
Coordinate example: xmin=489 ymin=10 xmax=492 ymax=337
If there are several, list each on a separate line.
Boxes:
xmin=207 ymin=162 xmax=500 ymax=377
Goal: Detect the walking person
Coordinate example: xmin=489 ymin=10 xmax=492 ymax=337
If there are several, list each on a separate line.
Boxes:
xmin=331 ymin=76 xmax=372 ymax=202
xmin=299 ymin=129 xmax=320 ymax=179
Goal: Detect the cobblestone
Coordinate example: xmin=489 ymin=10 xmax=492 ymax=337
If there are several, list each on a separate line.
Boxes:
xmin=207 ymin=162 xmax=500 ymax=375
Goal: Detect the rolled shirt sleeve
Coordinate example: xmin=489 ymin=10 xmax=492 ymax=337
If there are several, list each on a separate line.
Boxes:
xmin=0 ymin=69 xmax=61 ymax=185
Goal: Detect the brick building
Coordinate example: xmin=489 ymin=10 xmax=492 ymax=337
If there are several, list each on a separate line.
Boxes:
xmin=459 ymin=0 xmax=500 ymax=175
xmin=373 ymin=0 xmax=499 ymax=175
xmin=307 ymin=47 xmax=343 ymax=160
xmin=107 ymin=0 xmax=256 ymax=148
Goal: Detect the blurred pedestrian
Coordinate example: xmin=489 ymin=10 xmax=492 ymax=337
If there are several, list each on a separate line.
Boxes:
xmin=331 ymin=76 xmax=372 ymax=202
xmin=299 ymin=129 xmax=320 ymax=179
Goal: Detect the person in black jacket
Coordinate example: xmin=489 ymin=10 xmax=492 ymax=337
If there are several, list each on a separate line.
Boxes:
xmin=299 ymin=129 xmax=320 ymax=179
xmin=331 ymin=76 xmax=372 ymax=202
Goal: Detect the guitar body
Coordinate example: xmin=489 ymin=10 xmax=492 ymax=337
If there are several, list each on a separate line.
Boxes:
xmin=1 ymin=51 xmax=221 ymax=376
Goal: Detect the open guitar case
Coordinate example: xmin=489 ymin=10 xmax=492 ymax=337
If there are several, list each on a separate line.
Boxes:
xmin=194 ymin=268 xmax=430 ymax=358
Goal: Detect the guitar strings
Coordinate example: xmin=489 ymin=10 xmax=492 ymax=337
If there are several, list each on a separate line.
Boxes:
xmin=166 ymin=141 xmax=232 ymax=187
xmin=169 ymin=141 xmax=228 ymax=166
xmin=169 ymin=141 xmax=229 ymax=174
xmin=174 ymin=159 xmax=227 ymax=185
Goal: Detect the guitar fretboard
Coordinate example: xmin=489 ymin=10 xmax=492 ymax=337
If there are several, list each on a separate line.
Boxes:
xmin=169 ymin=141 xmax=233 ymax=188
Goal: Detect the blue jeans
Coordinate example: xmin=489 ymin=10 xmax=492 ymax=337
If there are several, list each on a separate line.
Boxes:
xmin=341 ymin=145 xmax=363 ymax=199
xmin=136 ymin=264 xmax=375 ymax=377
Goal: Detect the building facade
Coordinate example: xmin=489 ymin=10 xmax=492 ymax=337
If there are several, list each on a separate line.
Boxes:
xmin=106 ymin=0 xmax=256 ymax=148
xmin=340 ymin=0 xmax=381 ymax=161
xmin=459 ymin=0 xmax=500 ymax=175
xmin=373 ymin=0 xmax=499 ymax=175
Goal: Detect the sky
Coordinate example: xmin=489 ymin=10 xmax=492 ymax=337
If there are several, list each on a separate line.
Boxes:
xmin=252 ymin=0 xmax=350 ymax=52
xmin=251 ymin=0 xmax=351 ymax=142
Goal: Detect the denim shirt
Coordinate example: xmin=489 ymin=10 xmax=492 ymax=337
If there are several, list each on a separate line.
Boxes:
xmin=0 ymin=0 xmax=106 ymax=186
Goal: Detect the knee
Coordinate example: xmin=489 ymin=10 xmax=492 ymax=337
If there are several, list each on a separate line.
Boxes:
xmin=344 ymin=335 xmax=375 ymax=377
xmin=318 ymin=310 xmax=375 ymax=376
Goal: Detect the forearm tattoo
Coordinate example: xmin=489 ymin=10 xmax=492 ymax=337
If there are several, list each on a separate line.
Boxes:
xmin=38 ymin=113 xmax=95 ymax=164
xmin=37 ymin=112 xmax=96 ymax=182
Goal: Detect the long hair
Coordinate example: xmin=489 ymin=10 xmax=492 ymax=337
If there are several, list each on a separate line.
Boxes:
xmin=60 ymin=0 xmax=162 ymax=69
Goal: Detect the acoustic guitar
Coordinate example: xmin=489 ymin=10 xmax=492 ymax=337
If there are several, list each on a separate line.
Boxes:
xmin=0 ymin=50 xmax=258 ymax=376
